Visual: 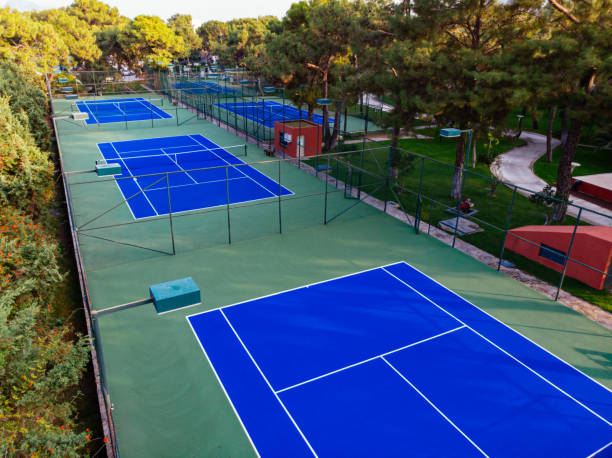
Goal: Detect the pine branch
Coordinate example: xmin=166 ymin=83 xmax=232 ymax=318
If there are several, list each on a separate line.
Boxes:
xmin=548 ymin=0 xmax=581 ymax=23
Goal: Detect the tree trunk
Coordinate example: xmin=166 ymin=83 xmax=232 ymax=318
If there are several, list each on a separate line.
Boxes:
xmin=451 ymin=135 xmax=466 ymax=200
xmin=308 ymin=105 xmax=314 ymax=122
xmin=470 ymin=141 xmax=476 ymax=168
xmin=328 ymin=102 xmax=342 ymax=150
xmin=560 ymin=108 xmax=568 ymax=146
xmin=531 ymin=109 xmax=539 ymax=130
xmin=546 ymin=106 xmax=557 ymax=162
xmin=552 ymin=119 xmax=582 ymax=222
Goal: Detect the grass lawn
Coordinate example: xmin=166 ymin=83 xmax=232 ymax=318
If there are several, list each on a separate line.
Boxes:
xmin=504 ymin=107 xmax=606 ymax=146
xmin=533 ymin=145 xmax=612 ymax=184
xmin=311 ymin=132 xmax=611 ymax=312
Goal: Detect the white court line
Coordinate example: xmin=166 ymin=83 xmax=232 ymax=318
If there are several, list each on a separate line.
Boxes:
xmin=381 ymin=357 xmax=489 ymax=457
xmin=275 ymin=325 xmax=466 ymax=394
xmin=185 ymin=317 xmax=261 ymax=457
xmin=185 ymin=262 xmax=407 ymax=319
xmin=588 ymin=440 xmax=612 ymax=457
xmin=146 ymin=176 xmax=248 ymax=192
xmin=79 ymin=102 xmax=99 ymax=124
xmin=188 ymin=135 xmax=277 ymax=198
xmin=160 ymin=148 xmax=198 ymax=184
xmin=113 ymin=101 xmax=126 ymax=116
xmin=108 ymin=143 xmax=159 ymax=217
xmin=398 ymin=261 xmax=612 ymax=397
xmin=381 ymin=267 xmax=612 ymax=428
xmin=220 ymin=309 xmax=318 ymax=457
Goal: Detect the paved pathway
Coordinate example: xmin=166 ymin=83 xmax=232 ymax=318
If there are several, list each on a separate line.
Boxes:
xmin=492 ymin=131 xmax=611 ymax=226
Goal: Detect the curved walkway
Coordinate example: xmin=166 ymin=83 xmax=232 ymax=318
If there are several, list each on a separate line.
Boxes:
xmin=493 ymin=131 xmax=612 ymax=226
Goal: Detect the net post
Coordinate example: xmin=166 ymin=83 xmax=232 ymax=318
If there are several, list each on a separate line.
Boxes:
xmin=428 ymin=201 xmax=432 ymax=235
xmin=497 ymin=185 xmax=517 ymax=271
xmin=176 ymin=106 xmax=179 ymax=126
xmin=225 ymin=166 xmax=232 ymax=244
xmin=151 ymin=100 xmax=154 ymax=128
xmin=278 ymin=160 xmax=282 ymax=234
xmin=166 ymin=173 xmax=176 ymax=255
xmin=555 ymin=207 xmax=582 ymax=301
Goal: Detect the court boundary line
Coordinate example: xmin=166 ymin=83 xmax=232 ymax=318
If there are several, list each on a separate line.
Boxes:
xmin=160 ymin=148 xmax=198 ymax=184
xmin=381 ymin=356 xmax=489 ymax=456
xmin=219 ymin=309 xmax=318 ymax=457
xmin=397 ymin=261 xmax=612 ymax=396
xmin=185 ymin=262 xmax=404 ymax=319
xmin=588 ymin=440 xmax=612 ymax=457
xmin=106 ymin=143 xmax=159 ymax=218
xmin=381 ymin=266 xmax=612 ymax=428
xmin=142 ymin=176 xmax=248 ymax=192
xmin=188 ymin=135 xmax=277 ymax=199
xmin=274 ymin=325 xmax=466 ymax=394
xmin=76 ymin=97 xmax=171 ymax=124
xmin=185 ymin=317 xmax=262 ymax=458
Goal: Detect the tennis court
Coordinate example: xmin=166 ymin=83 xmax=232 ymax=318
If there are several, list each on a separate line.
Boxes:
xmin=188 ymin=261 xmax=612 ymax=457
xmin=175 ymin=81 xmax=238 ymax=94
xmin=98 ymin=134 xmax=293 ymax=219
xmin=216 ymin=100 xmax=336 ymax=128
xmin=76 ymin=97 xmax=172 ymax=124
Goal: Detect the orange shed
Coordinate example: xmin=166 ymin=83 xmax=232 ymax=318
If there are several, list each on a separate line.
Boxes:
xmin=274 ymin=120 xmax=322 ymax=158
xmin=504 ymin=225 xmax=612 ymax=290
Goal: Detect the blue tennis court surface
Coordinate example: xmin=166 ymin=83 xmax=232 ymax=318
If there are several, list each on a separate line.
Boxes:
xmin=187 ymin=262 xmax=612 ymax=457
xmin=175 ymin=81 xmax=238 ymax=95
xmin=215 ymin=100 xmax=335 ymax=128
xmin=76 ymin=98 xmax=172 ymax=124
xmin=98 ymin=134 xmax=292 ymax=219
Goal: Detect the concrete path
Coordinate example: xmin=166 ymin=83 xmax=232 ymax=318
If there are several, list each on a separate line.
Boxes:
xmin=493 ymin=131 xmax=612 ymax=226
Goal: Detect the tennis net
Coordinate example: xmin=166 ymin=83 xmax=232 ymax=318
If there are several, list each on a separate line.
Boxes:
xmin=101 ymin=145 xmax=247 ymax=175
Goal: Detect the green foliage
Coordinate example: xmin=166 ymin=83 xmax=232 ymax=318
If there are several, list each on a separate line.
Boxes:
xmin=0 ymin=206 xmax=63 ymax=307
xmin=0 ymin=97 xmax=54 ymax=216
xmin=118 ymin=15 xmax=186 ymax=66
xmin=0 ymin=304 xmax=89 ymax=457
xmin=168 ymin=14 xmax=202 ymax=60
xmin=0 ymin=8 xmax=70 ymax=73
xmin=33 ymin=9 xmax=102 ymax=67
xmin=66 ymin=0 xmax=126 ymax=30
xmin=0 ymin=61 xmax=51 ymax=150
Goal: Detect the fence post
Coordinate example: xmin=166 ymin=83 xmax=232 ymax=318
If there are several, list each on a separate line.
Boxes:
xmin=278 ymin=160 xmax=282 ymax=234
xmin=324 ymin=156 xmax=330 ymax=224
xmin=166 ymin=173 xmax=176 ymax=255
xmin=415 ymin=157 xmax=425 ymax=233
xmin=497 ymin=185 xmax=517 ymax=270
xmin=225 ymin=166 xmax=232 ymax=244
xmin=555 ymin=207 xmax=582 ymax=301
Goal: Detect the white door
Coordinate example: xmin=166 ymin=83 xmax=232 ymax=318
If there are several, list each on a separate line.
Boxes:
xmin=297 ymin=135 xmax=305 ymax=157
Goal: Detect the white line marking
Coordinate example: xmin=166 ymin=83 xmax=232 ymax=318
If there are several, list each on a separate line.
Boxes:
xmin=146 ymin=176 xmax=248 ymax=191
xmin=219 ymin=309 xmax=318 ymax=457
xmin=588 ymin=440 xmax=612 ymax=457
xmin=275 ymin=326 xmax=466 ymax=394
xmin=381 ymin=357 xmax=489 ymax=457
xmin=160 ymin=148 xmax=198 ymax=184
xmin=108 ymin=143 xmax=159 ymax=216
xmin=381 ymin=267 xmax=612 ymax=428
xmin=188 ymin=135 xmax=277 ymax=198
xmin=185 ymin=261 xmax=408 ymax=319
xmin=399 ymin=261 xmax=612 ymax=396
xmin=185 ymin=317 xmax=261 ymax=457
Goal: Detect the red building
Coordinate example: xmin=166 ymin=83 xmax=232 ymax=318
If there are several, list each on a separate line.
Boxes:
xmin=273 ymin=120 xmax=322 ymax=158
xmin=504 ymin=225 xmax=612 ymax=290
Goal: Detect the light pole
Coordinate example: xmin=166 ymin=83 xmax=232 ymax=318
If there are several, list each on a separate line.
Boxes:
xmin=440 ymin=127 xmax=473 ymax=168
